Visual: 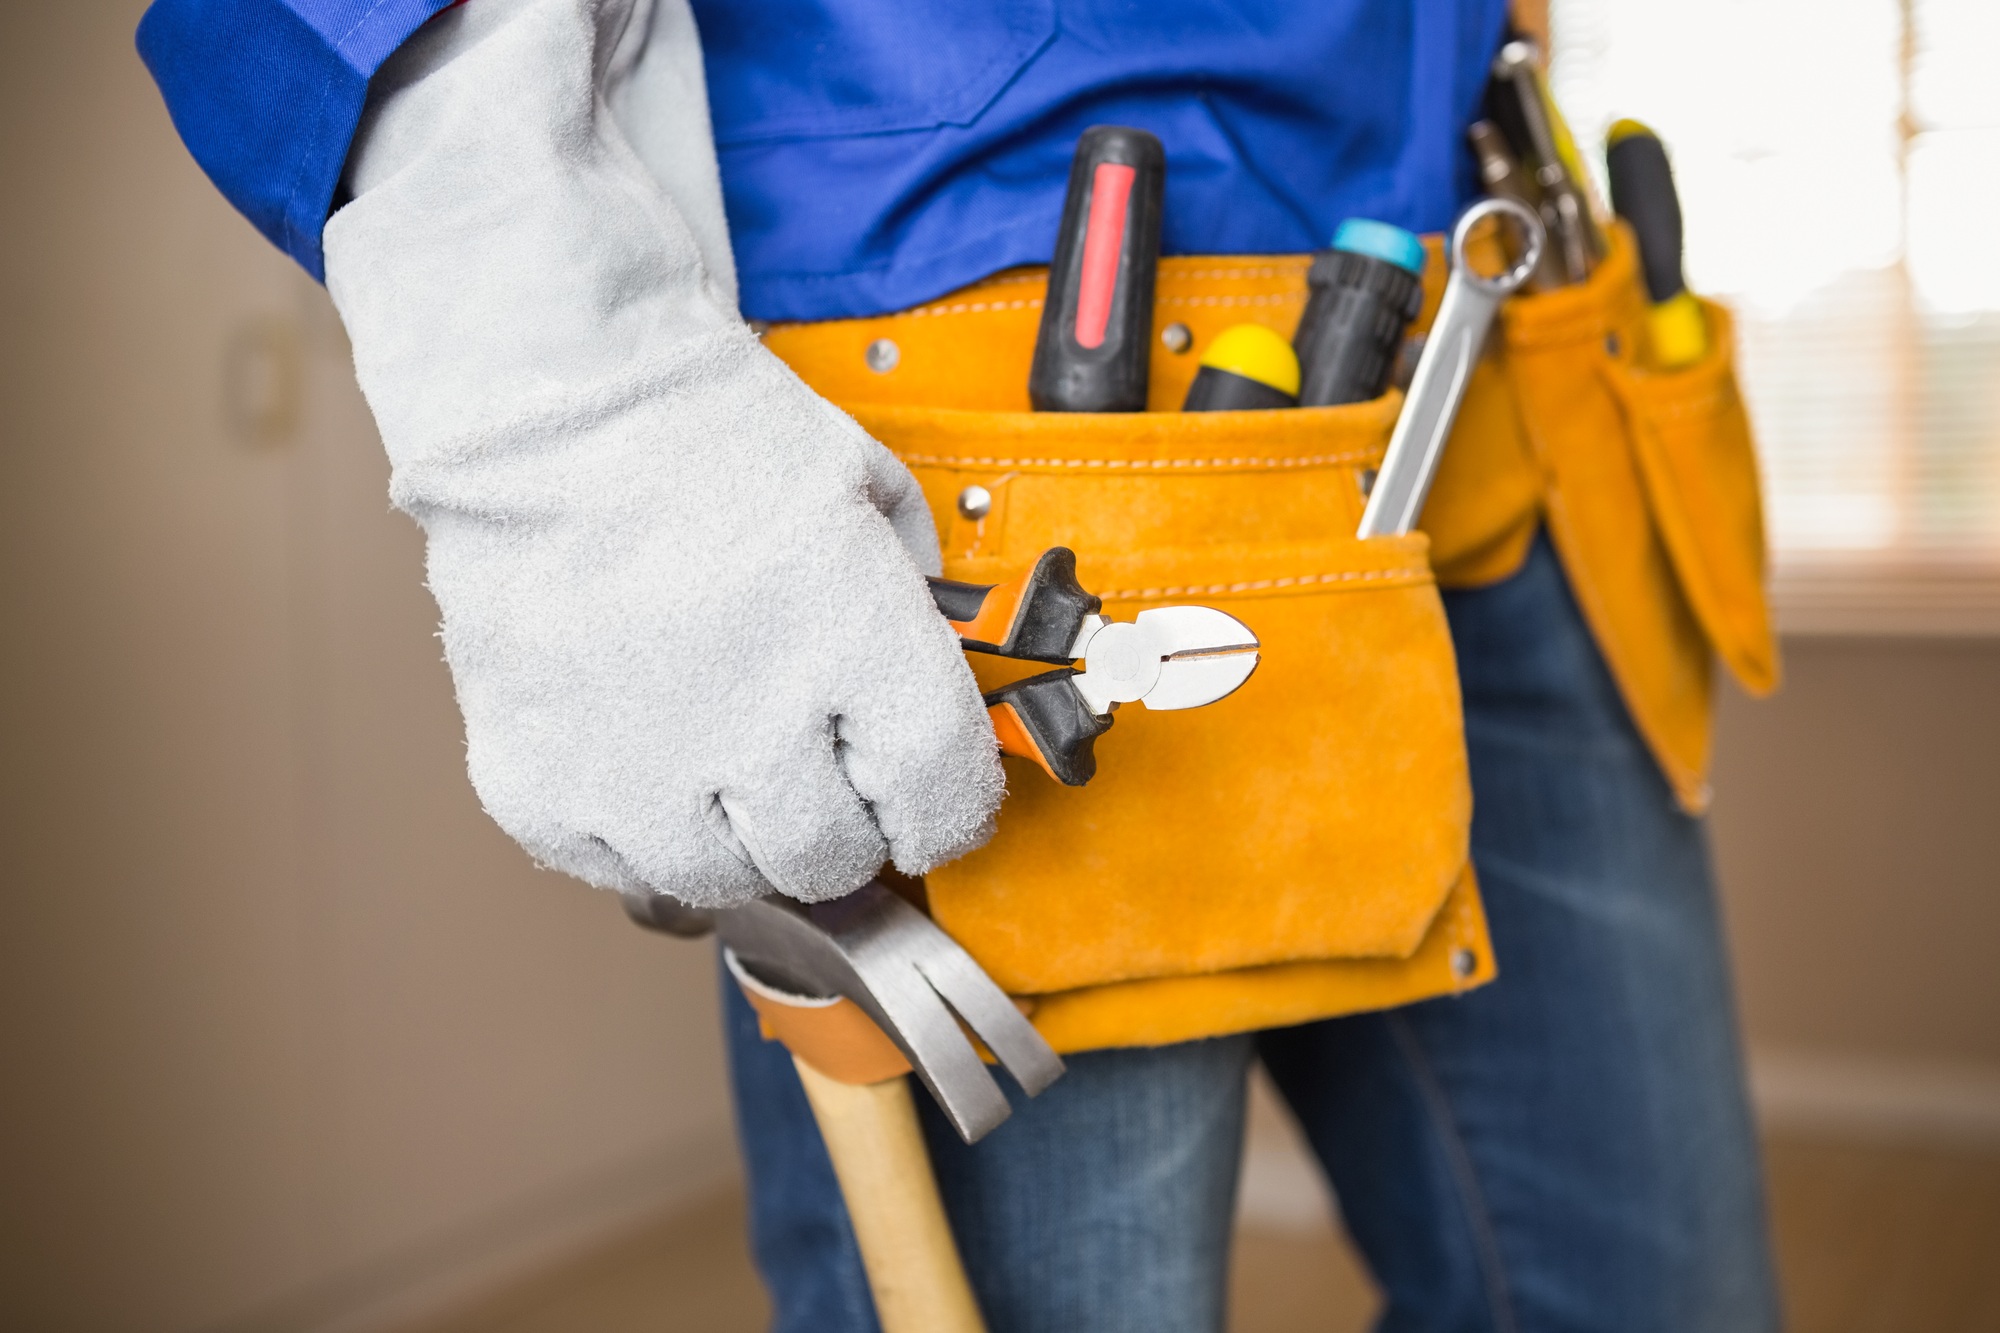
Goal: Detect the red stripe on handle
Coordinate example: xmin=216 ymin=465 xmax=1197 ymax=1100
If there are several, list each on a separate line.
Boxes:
xmin=1072 ymin=163 xmax=1135 ymax=349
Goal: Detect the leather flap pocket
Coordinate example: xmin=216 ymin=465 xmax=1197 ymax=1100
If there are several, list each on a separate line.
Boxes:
xmin=862 ymin=398 xmax=1473 ymax=998
xmin=925 ymin=535 xmax=1471 ymax=997
xmin=1604 ymin=301 xmax=1779 ymax=696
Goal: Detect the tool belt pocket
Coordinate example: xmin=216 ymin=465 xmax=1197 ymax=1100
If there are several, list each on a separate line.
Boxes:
xmin=1599 ymin=301 xmax=1778 ymax=695
xmin=1444 ymin=228 xmax=1778 ymax=808
xmin=848 ymin=398 xmax=1472 ymax=999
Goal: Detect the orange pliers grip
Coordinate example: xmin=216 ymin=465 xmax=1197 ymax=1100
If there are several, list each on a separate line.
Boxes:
xmin=927 ymin=548 xmax=1100 ymax=664
xmin=928 ymin=548 xmax=1106 ymax=785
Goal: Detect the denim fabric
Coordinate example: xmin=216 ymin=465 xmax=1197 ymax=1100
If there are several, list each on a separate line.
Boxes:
xmin=1257 ymin=534 xmax=1781 ymax=1333
xmin=915 ymin=1035 xmax=1253 ymax=1333
xmin=723 ymin=975 xmax=1252 ymax=1333
xmin=723 ymin=976 xmax=881 ymax=1331
xmin=723 ymin=533 xmax=1780 ymax=1333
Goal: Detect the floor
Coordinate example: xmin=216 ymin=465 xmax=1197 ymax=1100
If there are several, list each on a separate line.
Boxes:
xmin=409 ymin=1135 xmax=2000 ymax=1333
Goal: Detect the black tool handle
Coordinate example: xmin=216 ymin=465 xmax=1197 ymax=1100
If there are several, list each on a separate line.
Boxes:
xmin=1605 ymin=127 xmax=1687 ymax=304
xmin=1183 ymin=367 xmax=1298 ymax=412
xmin=1028 ymin=126 xmax=1165 ymax=412
xmin=926 ymin=547 xmax=1102 ymax=665
xmin=1295 ymin=250 xmax=1425 ymax=406
xmin=983 ymin=671 xmax=1112 ymax=787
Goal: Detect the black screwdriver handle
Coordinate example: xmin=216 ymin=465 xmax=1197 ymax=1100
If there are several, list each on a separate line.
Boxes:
xmin=1605 ymin=125 xmax=1686 ymax=304
xmin=1028 ymin=126 xmax=1166 ymax=413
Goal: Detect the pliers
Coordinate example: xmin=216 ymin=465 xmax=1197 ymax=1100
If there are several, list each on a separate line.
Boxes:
xmin=926 ymin=548 xmax=1260 ymax=786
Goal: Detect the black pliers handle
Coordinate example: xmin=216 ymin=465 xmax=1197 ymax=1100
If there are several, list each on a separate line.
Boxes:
xmin=927 ymin=548 xmax=1261 ymax=788
xmin=927 ymin=548 xmax=1112 ymax=787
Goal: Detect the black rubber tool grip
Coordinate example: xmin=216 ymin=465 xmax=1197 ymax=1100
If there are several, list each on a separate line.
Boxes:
xmin=927 ymin=547 xmax=1102 ymax=665
xmin=1028 ymin=126 xmax=1166 ymax=413
xmin=1605 ymin=127 xmax=1687 ymax=304
xmin=1294 ymin=248 xmax=1425 ymax=407
xmin=982 ymin=671 xmax=1113 ymax=787
xmin=1183 ymin=367 xmax=1298 ymax=412
xmin=928 ymin=547 xmax=1115 ymax=785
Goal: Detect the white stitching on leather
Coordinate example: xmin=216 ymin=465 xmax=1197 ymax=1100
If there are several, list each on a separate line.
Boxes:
xmin=1097 ymin=568 xmax=1421 ymax=600
xmin=1161 ymin=265 xmax=1300 ymax=281
xmin=1156 ymin=292 xmax=1304 ymax=308
xmin=892 ymin=450 xmax=1378 ymax=470
xmin=904 ymin=297 xmax=1044 ymax=318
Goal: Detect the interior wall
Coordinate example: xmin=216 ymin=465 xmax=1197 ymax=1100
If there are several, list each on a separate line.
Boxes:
xmin=1712 ymin=639 xmax=2000 ymax=1070
xmin=0 ymin=7 xmax=734 ymax=1332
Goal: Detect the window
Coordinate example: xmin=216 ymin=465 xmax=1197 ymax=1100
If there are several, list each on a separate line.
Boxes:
xmin=1547 ymin=0 xmax=2000 ymax=628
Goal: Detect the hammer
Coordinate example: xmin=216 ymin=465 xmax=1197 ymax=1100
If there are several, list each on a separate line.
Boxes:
xmin=623 ymin=880 xmax=1066 ymax=1332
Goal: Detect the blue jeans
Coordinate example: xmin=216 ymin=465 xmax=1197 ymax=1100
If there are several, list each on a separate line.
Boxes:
xmin=723 ymin=535 xmax=1780 ymax=1333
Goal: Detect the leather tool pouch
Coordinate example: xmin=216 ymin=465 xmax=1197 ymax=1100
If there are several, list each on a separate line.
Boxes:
xmin=765 ymin=227 xmax=1773 ymax=1054
xmin=768 ymin=264 xmax=1493 ymax=1054
xmin=1422 ymin=226 xmax=1779 ymax=810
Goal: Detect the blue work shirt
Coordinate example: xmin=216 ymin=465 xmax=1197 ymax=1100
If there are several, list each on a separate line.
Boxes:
xmin=138 ymin=0 xmax=1509 ymax=321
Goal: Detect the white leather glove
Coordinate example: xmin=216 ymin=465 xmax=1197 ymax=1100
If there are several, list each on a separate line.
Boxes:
xmin=323 ymin=0 xmax=1003 ymax=907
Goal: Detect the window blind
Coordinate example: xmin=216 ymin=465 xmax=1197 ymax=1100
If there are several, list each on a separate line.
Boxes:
xmin=1548 ymin=0 xmax=2000 ymax=561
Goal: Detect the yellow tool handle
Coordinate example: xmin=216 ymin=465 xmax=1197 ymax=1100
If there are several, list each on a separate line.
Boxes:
xmin=793 ymin=1057 xmax=989 ymax=1333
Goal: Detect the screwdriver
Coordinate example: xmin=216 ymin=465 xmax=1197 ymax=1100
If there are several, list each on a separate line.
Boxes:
xmin=1181 ymin=324 xmax=1300 ymax=411
xmin=1029 ymin=126 xmax=1167 ymax=412
xmin=1292 ymin=218 xmax=1427 ymax=407
xmin=1605 ymin=119 xmax=1709 ymax=368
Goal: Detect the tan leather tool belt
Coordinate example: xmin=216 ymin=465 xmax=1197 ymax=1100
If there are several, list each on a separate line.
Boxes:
xmin=756 ymin=224 xmax=1772 ymax=1059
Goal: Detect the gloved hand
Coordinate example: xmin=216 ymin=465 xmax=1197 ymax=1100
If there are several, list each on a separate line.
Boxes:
xmin=323 ymin=0 xmax=1003 ymax=907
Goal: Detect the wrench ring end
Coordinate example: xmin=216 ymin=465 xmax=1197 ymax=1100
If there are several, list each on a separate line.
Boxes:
xmin=1449 ymin=197 xmax=1547 ymax=298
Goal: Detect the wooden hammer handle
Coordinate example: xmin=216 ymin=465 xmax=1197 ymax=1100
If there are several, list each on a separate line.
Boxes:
xmin=793 ymin=1057 xmax=988 ymax=1333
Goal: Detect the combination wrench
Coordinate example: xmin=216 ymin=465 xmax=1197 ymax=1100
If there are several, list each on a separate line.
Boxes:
xmin=1358 ymin=196 xmax=1547 ymax=539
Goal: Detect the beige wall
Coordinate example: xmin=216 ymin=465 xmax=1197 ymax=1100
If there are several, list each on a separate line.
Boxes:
xmin=1714 ymin=641 xmax=2000 ymax=1074
xmin=2 ymin=5 xmax=1994 ymax=1331
xmin=0 ymin=7 xmax=732 ymax=1331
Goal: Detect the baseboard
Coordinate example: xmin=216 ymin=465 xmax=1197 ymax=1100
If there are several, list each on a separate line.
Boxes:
xmin=1749 ymin=1049 xmax=2000 ymax=1148
xmin=195 ymin=1125 xmax=740 ymax=1333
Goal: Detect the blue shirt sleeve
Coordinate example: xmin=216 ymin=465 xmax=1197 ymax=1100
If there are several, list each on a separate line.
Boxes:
xmin=136 ymin=0 xmax=458 ymax=280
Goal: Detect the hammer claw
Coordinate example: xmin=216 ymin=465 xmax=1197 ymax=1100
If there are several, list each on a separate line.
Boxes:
xmin=693 ymin=881 xmax=1065 ymax=1144
xmin=914 ymin=947 xmax=1066 ymax=1098
xmin=851 ymin=962 xmax=1015 ymax=1143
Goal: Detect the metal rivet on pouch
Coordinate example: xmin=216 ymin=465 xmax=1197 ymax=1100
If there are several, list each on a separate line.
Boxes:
xmin=865 ymin=338 xmax=900 ymax=373
xmin=1451 ymin=947 xmax=1477 ymax=979
xmin=1161 ymin=322 xmax=1193 ymax=354
xmin=957 ymin=485 xmax=993 ymax=521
